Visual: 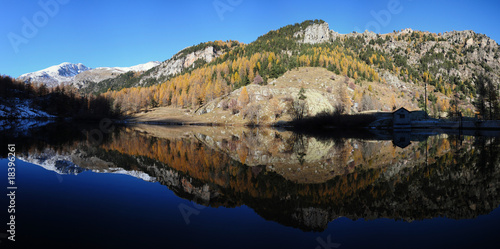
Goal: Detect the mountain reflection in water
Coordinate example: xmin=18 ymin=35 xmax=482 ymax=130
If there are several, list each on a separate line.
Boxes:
xmin=3 ymin=123 xmax=500 ymax=234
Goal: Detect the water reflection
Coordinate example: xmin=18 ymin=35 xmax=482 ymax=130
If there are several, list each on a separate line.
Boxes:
xmin=5 ymin=123 xmax=500 ymax=232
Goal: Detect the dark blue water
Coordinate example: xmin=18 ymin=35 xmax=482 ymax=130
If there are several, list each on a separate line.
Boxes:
xmin=2 ymin=158 xmax=500 ymax=249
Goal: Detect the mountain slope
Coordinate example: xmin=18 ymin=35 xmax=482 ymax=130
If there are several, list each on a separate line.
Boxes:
xmin=82 ymin=40 xmax=242 ymax=94
xmin=102 ymin=19 xmax=500 ymax=120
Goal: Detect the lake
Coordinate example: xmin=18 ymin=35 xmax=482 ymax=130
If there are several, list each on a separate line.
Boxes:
xmin=1 ymin=122 xmax=500 ymax=248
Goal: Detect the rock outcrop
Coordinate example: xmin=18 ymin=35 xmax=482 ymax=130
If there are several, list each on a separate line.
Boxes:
xmin=294 ymin=22 xmax=338 ymax=44
xmin=139 ymin=46 xmax=223 ymax=85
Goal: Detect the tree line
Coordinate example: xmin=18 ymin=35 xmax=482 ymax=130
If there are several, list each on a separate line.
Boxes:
xmin=0 ymin=75 xmax=119 ymax=120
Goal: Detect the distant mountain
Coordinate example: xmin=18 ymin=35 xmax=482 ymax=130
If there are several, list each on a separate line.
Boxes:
xmin=19 ymin=62 xmax=91 ymax=88
xmin=72 ymin=61 xmax=160 ymax=89
xmin=19 ymin=61 xmax=161 ymax=89
xmin=18 ymin=148 xmax=155 ymax=182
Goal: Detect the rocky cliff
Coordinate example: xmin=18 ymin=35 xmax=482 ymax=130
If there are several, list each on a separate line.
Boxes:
xmin=294 ymin=22 xmax=339 ymax=44
xmin=138 ymin=46 xmax=223 ymax=85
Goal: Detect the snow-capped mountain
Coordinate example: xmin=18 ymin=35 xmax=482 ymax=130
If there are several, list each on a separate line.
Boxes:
xmin=18 ymin=149 xmax=156 ymax=182
xmin=19 ymin=62 xmax=91 ymax=88
xmin=100 ymin=61 xmax=161 ymax=72
xmin=19 ymin=61 xmax=161 ymax=89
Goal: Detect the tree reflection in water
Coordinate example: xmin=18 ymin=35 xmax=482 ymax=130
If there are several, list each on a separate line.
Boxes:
xmin=6 ymin=123 xmax=500 ymax=232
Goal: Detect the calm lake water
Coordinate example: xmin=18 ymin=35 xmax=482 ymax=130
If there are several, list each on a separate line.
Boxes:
xmin=1 ymin=123 xmax=500 ymax=248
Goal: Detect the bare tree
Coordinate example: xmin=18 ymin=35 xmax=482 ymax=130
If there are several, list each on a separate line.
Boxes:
xmin=361 ymin=93 xmax=375 ymax=111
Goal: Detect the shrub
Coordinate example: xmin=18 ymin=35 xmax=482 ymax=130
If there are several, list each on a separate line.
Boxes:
xmin=222 ymin=100 xmax=229 ymax=110
xmin=253 ymin=74 xmax=264 ymax=85
xmin=228 ymin=99 xmax=239 ymax=114
xmin=348 ymin=81 xmax=356 ymax=90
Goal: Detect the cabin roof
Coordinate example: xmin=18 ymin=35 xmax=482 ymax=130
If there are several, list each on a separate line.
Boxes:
xmin=393 ymin=107 xmax=410 ymax=113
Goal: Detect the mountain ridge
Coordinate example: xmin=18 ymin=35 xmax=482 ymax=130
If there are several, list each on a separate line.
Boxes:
xmin=18 ymin=61 xmax=161 ymax=89
xmin=99 ymin=20 xmax=499 ymax=121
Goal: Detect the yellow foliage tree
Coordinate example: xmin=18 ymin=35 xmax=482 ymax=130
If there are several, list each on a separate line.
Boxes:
xmin=238 ymin=86 xmax=249 ymax=107
xmin=390 ymin=94 xmax=396 ymax=110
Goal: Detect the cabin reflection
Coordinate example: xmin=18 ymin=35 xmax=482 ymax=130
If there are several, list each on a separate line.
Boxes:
xmin=393 ymin=132 xmax=411 ymax=148
xmin=391 ymin=131 xmax=431 ymax=148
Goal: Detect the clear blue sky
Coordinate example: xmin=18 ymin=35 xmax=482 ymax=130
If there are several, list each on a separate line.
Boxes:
xmin=1 ymin=0 xmax=499 ymax=78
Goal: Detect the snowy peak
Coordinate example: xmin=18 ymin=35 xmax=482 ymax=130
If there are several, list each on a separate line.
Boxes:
xmin=19 ymin=62 xmax=91 ymax=87
xmin=44 ymin=62 xmax=91 ymax=77
xmin=128 ymin=61 xmax=161 ymax=71
xmin=97 ymin=61 xmax=161 ymax=73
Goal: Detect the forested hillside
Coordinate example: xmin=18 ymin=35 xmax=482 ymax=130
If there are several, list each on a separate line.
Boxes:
xmin=96 ymin=19 xmax=499 ymax=120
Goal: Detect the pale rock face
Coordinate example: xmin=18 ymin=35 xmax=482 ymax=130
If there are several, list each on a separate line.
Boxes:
xmin=362 ymin=30 xmax=377 ymax=39
xmin=401 ymin=28 xmax=413 ymax=34
xmin=466 ymin=38 xmax=474 ymax=48
xmin=183 ymin=46 xmax=216 ymax=68
xmin=443 ymin=30 xmax=476 ymax=44
xmin=140 ymin=46 xmax=222 ymax=84
xmin=294 ymin=23 xmax=337 ymax=44
xmin=304 ymin=90 xmax=334 ymax=116
xmin=380 ymin=71 xmax=405 ymax=88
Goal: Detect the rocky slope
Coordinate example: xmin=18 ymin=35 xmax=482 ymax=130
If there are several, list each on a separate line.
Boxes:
xmin=139 ymin=46 xmax=223 ymax=84
xmin=295 ymin=21 xmax=499 ymax=86
xmin=192 ymin=67 xmax=421 ymax=125
xmin=82 ymin=41 xmax=240 ymax=94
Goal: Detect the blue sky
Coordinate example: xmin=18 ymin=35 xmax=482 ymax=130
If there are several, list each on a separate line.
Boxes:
xmin=1 ymin=0 xmax=499 ymax=78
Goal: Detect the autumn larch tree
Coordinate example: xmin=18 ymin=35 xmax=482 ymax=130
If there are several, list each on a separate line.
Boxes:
xmin=238 ymin=86 xmax=249 ymax=107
